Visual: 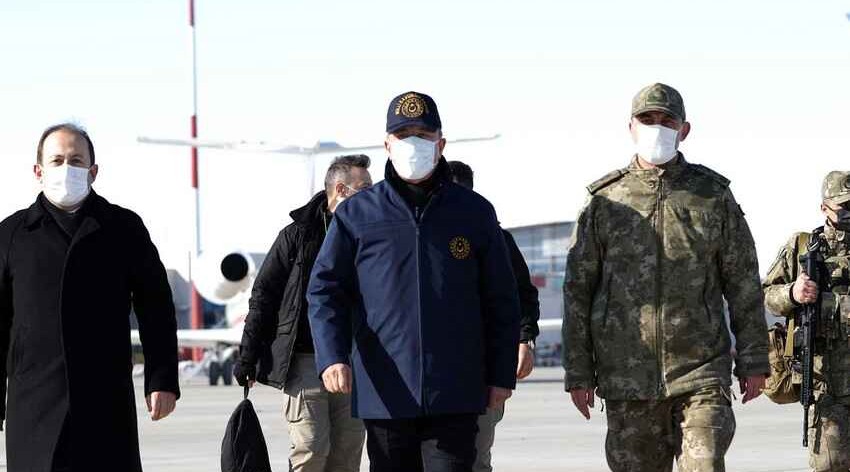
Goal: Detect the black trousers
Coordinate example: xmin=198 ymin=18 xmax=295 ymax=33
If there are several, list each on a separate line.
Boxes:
xmin=364 ymin=414 xmax=479 ymax=472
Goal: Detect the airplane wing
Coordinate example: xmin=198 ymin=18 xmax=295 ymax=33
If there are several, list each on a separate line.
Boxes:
xmin=445 ymin=134 xmax=502 ymax=144
xmin=137 ymin=134 xmax=501 ymax=155
xmin=137 ymin=136 xmax=317 ymax=155
xmin=131 ymin=328 xmax=243 ymax=349
xmin=310 ymin=134 xmax=503 ymax=154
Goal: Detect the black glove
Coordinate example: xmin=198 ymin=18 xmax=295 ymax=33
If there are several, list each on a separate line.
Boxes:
xmin=233 ymin=361 xmax=256 ymax=387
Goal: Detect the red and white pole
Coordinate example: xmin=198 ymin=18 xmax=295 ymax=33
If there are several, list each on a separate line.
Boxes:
xmin=189 ymin=0 xmax=203 ymax=361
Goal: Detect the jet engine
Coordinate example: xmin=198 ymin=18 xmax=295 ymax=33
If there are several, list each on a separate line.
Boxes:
xmin=192 ymin=251 xmax=256 ymax=305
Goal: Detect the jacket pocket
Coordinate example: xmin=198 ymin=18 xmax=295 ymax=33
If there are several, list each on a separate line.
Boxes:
xmin=284 ymin=374 xmax=323 ymax=422
xmin=701 ymin=281 xmax=727 ymax=350
xmin=667 ymin=205 xmax=720 ymax=259
xmin=277 ymin=276 xmax=302 ymax=335
xmin=277 ymin=317 xmax=297 ymax=336
xmin=284 ymin=391 xmax=304 ymax=422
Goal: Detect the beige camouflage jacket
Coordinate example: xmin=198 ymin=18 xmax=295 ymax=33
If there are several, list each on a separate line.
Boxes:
xmin=763 ymin=226 xmax=850 ymax=396
xmin=563 ymin=155 xmax=769 ymax=400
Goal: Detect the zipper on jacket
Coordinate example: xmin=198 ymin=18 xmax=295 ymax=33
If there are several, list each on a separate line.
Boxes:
xmin=653 ymin=179 xmax=667 ymax=396
xmin=414 ymin=221 xmax=426 ymax=414
xmin=414 ymin=195 xmax=438 ymax=414
xmin=282 ymin=240 xmax=309 ymax=389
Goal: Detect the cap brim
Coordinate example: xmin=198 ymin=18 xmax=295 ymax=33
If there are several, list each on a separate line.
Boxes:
xmin=632 ymin=106 xmax=684 ymax=121
xmin=386 ymin=120 xmax=438 ymax=134
xmin=826 ymin=194 xmax=850 ymax=205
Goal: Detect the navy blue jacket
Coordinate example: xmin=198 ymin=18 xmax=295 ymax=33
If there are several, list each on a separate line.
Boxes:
xmin=307 ymin=161 xmax=520 ymax=419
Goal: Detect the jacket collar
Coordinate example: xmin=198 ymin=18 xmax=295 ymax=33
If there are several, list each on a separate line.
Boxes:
xmin=380 ymin=157 xmax=453 ymax=219
xmin=289 ymin=191 xmax=328 ymax=229
xmin=628 ymin=152 xmax=688 ymax=181
xmin=25 ymin=191 xmax=109 ymax=235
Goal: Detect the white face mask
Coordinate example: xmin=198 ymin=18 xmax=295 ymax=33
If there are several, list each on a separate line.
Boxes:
xmin=633 ymin=122 xmax=680 ymax=165
xmin=42 ymin=164 xmax=92 ymax=208
xmin=390 ymin=136 xmax=438 ymax=181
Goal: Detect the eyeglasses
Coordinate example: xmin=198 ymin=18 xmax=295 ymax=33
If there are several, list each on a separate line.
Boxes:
xmin=344 ymin=184 xmax=371 ymax=194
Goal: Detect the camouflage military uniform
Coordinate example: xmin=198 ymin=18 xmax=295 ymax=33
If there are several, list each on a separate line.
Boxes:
xmin=563 ymin=153 xmax=769 ymax=472
xmin=762 ymin=171 xmax=850 ymax=472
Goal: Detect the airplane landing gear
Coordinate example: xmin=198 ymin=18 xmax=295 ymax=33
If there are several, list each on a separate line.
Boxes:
xmin=208 ymin=358 xmax=234 ymax=386
xmin=206 ymin=345 xmax=238 ymax=386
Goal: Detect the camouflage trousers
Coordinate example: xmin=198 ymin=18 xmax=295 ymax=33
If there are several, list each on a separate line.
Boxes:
xmin=808 ymin=394 xmax=850 ymax=472
xmin=604 ymin=386 xmax=735 ymax=472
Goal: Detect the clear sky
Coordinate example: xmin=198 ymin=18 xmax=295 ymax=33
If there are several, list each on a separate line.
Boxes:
xmin=1 ymin=0 xmax=849 ymax=276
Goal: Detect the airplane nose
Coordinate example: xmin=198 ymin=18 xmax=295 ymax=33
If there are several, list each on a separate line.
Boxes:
xmin=220 ymin=253 xmax=249 ymax=282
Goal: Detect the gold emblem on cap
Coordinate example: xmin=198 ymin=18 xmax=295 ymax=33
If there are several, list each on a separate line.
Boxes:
xmin=449 ymin=236 xmax=471 ymax=260
xmin=396 ymin=93 xmax=428 ymax=119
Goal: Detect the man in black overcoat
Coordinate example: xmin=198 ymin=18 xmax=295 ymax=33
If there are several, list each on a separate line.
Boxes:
xmin=0 ymin=123 xmax=180 ymax=472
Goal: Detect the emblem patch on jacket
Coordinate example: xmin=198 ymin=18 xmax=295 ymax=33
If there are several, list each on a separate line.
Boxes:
xmin=449 ymin=236 xmax=471 ymax=260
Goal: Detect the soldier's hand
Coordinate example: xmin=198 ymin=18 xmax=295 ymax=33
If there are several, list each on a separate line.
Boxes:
xmin=569 ymin=388 xmax=595 ymax=420
xmin=322 ymin=363 xmax=352 ymax=394
xmin=516 ymin=343 xmax=535 ymax=380
xmin=146 ymin=391 xmax=177 ymax=421
xmin=740 ymin=374 xmax=766 ymax=404
xmin=793 ymin=273 xmax=818 ymax=304
xmin=488 ymin=386 xmax=513 ymax=409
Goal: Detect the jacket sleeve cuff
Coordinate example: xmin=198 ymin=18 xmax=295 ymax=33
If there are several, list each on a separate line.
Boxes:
xmin=519 ymin=327 xmax=537 ymax=344
xmin=734 ymin=356 xmax=771 ymax=379
xmin=486 ymin=375 xmax=517 ymax=390
xmin=563 ymin=368 xmax=596 ymax=392
xmin=145 ymin=367 xmax=181 ymax=399
xmin=564 ymin=379 xmax=595 ymax=392
xmin=764 ymin=283 xmax=799 ymax=317
xmin=316 ymin=355 xmax=350 ymax=377
xmin=778 ymin=283 xmax=798 ymax=312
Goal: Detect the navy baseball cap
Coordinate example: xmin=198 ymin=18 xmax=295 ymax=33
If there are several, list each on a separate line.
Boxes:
xmin=386 ymin=91 xmax=442 ymax=134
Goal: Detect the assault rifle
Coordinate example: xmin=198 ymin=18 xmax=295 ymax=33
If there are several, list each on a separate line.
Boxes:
xmin=796 ymin=227 xmax=825 ymax=447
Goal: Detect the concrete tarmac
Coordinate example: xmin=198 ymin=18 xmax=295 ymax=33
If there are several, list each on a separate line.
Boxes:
xmin=0 ymin=367 xmax=813 ymax=471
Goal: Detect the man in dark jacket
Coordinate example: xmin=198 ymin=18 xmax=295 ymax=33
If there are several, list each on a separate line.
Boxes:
xmin=234 ymin=155 xmax=372 ymax=472
xmin=0 ymin=123 xmax=180 ymax=472
xmin=308 ymin=91 xmax=520 ymax=472
xmin=446 ymin=160 xmax=540 ymax=472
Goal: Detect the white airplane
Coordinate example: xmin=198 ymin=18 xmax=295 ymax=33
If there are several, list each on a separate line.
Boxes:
xmin=131 ymin=250 xmax=256 ymax=385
